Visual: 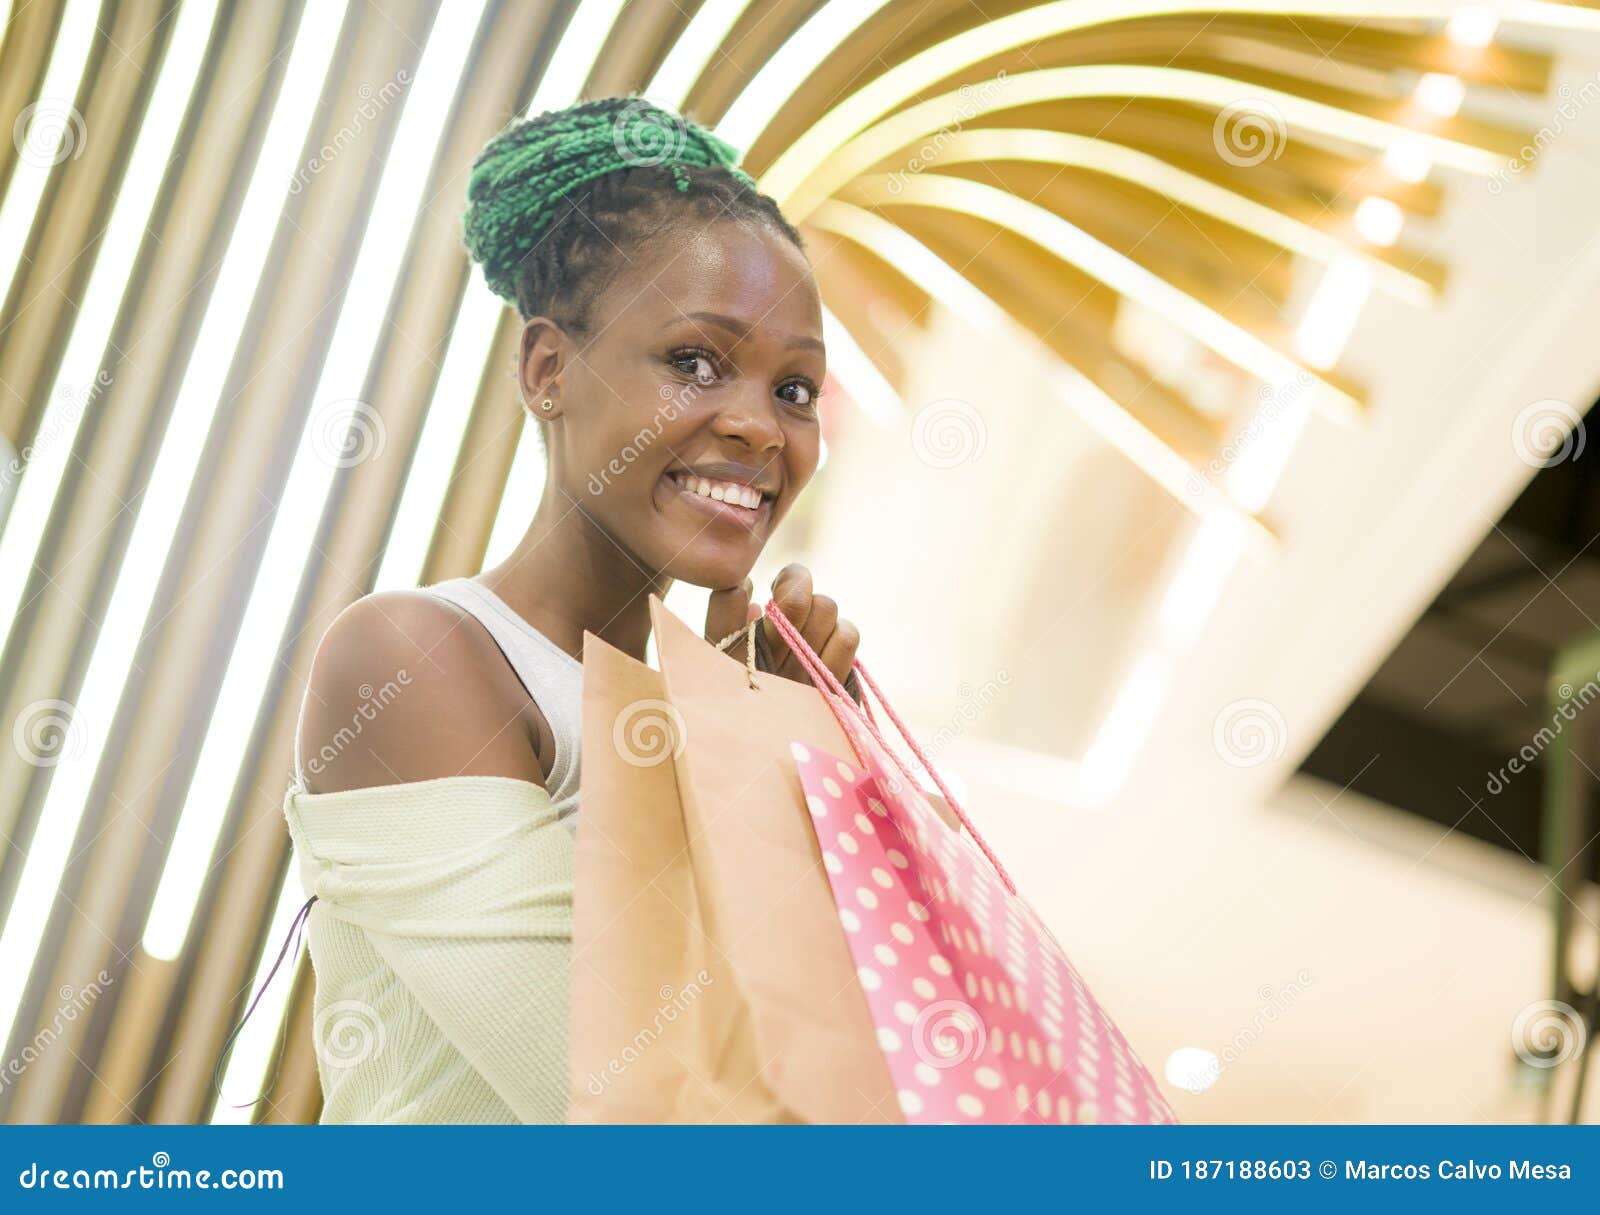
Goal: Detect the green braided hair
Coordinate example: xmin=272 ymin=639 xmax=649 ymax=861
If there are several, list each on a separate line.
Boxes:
xmin=462 ymin=96 xmax=803 ymax=331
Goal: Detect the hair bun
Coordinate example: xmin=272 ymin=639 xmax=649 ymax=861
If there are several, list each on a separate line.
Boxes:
xmin=463 ymin=97 xmax=756 ymax=306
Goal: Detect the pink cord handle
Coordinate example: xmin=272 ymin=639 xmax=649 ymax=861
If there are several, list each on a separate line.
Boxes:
xmin=763 ymin=600 xmax=1018 ymax=896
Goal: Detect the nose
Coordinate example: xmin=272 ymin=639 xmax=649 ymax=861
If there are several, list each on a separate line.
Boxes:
xmin=710 ymin=386 xmax=784 ymax=454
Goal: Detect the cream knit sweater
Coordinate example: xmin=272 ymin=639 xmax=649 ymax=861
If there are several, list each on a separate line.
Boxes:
xmin=282 ymin=774 xmax=572 ymax=1123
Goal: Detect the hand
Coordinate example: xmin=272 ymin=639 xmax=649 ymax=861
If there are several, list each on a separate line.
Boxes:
xmin=704 ymin=563 xmax=861 ymax=692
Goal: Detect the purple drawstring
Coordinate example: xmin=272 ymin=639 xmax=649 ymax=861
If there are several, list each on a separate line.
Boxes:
xmin=211 ymin=894 xmax=318 ymax=1111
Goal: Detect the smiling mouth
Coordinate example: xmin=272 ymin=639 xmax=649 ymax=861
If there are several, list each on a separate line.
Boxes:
xmin=664 ymin=470 xmax=775 ymax=530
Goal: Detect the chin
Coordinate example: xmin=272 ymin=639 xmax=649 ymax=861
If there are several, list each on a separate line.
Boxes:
xmin=644 ymin=492 xmax=778 ymax=590
xmin=664 ymin=544 xmax=759 ymax=591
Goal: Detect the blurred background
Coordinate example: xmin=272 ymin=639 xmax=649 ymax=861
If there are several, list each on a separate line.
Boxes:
xmin=1 ymin=0 xmax=1599 ymax=1125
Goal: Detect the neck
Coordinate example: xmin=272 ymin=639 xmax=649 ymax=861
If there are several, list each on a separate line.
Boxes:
xmin=480 ymin=481 xmax=670 ymax=664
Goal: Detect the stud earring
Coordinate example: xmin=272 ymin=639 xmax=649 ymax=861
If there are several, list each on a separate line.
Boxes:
xmin=538 ymin=399 xmax=553 ymax=412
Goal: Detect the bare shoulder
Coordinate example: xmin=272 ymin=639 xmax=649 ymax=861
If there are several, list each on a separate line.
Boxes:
xmin=297 ymin=589 xmax=543 ymax=794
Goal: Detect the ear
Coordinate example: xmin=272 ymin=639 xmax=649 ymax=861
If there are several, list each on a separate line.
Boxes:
xmin=518 ymin=316 xmax=568 ymax=420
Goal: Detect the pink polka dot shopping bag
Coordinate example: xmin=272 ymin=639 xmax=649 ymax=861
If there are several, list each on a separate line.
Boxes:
xmin=766 ymin=601 xmax=1177 ymax=1126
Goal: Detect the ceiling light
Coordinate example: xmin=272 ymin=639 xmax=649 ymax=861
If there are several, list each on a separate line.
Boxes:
xmin=1294 ymin=254 xmax=1374 ymax=371
xmin=1382 ymin=138 xmax=1433 ymax=183
xmin=142 ymin=0 xmax=486 ymax=961
xmin=1165 ymin=1047 xmax=1221 ymax=1094
xmin=1447 ymin=5 xmax=1499 ymax=47
xmin=1354 ymin=196 xmax=1404 ymax=246
xmin=0 ymin=0 xmax=242 ymax=1048
xmin=1079 ymin=652 xmax=1172 ymax=803
xmin=0 ymin=0 xmax=98 ymax=310
xmin=1159 ymin=512 xmax=1250 ymax=649
xmin=1414 ymin=72 xmax=1466 ymax=117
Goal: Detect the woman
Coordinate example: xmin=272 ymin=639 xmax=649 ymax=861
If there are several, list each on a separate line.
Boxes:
xmin=283 ymin=98 xmax=862 ymax=1123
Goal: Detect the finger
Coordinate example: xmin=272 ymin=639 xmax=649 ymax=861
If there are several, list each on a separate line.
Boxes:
xmin=802 ymin=594 xmax=838 ymax=664
xmin=761 ymin=564 xmax=814 ymax=677
xmin=704 ymin=577 xmax=754 ymax=652
xmin=770 ymin=563 xmax=814 ymax=632
xmin=774 ymin=593 xmax=837 ymax=684
xmin=817 ymin=617 xmax=860 ymax=687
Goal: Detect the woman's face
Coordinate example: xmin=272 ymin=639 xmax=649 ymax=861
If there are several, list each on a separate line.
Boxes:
xmin=524 ymin=218 xmax=825 ymax=590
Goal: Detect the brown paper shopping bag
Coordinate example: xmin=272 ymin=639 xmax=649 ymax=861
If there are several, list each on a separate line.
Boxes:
xmin=568 ymin=596 xmax=899 ymax=1123
xmin=568 ymin=628 xmax=759 ymax=1121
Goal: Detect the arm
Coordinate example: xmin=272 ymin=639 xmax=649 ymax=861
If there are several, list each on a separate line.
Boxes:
xmin=294 ymin=592 xmax=570 ymax=1121
xmin=297 ymin=590 xmax=547 ymax=793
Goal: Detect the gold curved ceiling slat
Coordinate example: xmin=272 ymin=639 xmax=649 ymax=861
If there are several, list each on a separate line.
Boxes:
xmin=755 ymin=0 xmax=1564 ymax=197
xmin=876 ymin=208 xmax=1230 ymax=459
xmin=582 ymin=0 xmax=694 ymax=99
xmin=979 ymin=99 xmax=1447 ymax=217
xmin=845 ymin=172 xmax=1365 ymax=420
xmin=809 ymin=199 xmax=1281 ymax=554
xmin=935 ymin=26 xmax=1551 ymax=101
xmin=744 ymin=14 xmax=1550 ymax=171
xmin=681 ymin=0 xmax=833 ymax=125
xmin=881 ymin=128 xmax=1440 ymax=304
xmin=804 ymin=231 xmax=922 ymax=390
xmin=773 ymin=64 xmax=1517 ymax=219
xmin=868 ymin=208 xmax=1149 ymax=348
xmin=1040 ymin=16 xmax=1552 ymax=90
xmin=929 ymin=160 xmax=1300 ymax=310
xmin=803 ymin=224 xmax=934 ymax=332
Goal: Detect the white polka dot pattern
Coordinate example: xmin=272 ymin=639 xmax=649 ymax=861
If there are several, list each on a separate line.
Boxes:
xmin=790 ymin=734 xmax=1177 ymax=1126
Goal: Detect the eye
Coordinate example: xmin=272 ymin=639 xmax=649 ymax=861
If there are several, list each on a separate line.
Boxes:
xmin=668 ymin=347 xmax=719 ymax=384
xmin=777 ymin=378 xmax=821 ymax=410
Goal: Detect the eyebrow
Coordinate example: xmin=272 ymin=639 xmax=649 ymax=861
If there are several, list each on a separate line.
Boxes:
xmin=679 ymin=310 xmax=825 ymax=353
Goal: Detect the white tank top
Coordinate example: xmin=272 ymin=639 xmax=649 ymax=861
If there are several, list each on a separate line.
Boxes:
xmin=419 ymin=576 xmax=583 ymax=831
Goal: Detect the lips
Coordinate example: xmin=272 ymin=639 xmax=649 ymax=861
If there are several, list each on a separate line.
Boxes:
xmin=664 ymin=468 xmax=774 ymax=531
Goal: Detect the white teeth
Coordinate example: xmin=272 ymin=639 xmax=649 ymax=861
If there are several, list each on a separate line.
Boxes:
xmin=677 ymin=473 xmax=763 ymax=511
